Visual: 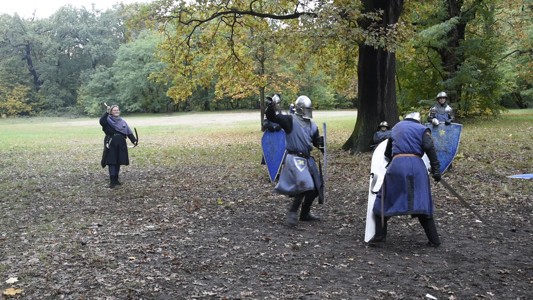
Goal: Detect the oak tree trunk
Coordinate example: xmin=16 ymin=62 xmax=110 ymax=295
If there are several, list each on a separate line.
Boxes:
xmin=342 ymin=0 xmax=403 ymax=153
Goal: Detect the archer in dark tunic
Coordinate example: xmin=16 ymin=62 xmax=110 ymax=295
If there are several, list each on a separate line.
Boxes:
xmin=100 ymin=105 xmax=137 ymax=188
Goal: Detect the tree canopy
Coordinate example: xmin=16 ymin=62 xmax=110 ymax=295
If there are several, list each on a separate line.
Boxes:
xmin=0 ymin=0 xmax=532 ymax=151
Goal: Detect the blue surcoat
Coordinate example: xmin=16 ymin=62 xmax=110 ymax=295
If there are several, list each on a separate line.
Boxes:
xmin=274 ymin=117 xmax=323 ymax=200
xmin=373 ymin=121 xmax=434 ymax=217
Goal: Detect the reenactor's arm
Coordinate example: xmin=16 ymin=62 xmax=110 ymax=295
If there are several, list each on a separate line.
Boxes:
xmin=446 ymin=106 xmax=455 ymax=125
xmin=427 ymin=106 xmax=437 ymax=122
xmin=422 ymin=129 xmax=441 ymax=181
xmin=312 ymin=130 xmax=324 ymax=152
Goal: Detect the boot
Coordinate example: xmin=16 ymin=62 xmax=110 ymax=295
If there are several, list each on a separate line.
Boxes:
xmin=368 ymin=215 xmax=388 ymax=245
xmin=286 ymin=211 xmax=298 ymax=226
xmin=300 ymin=213 xmax=321 ymax=221
xmin=114 ymin=175 xmax=122 ymax=185
xmin=419 ymin=216 xmax=441 ymax=246
xmin=299 ymin=196 xmax=320 ymax=221
xmin=108 ymin=175 xmax=115 ymax=188
xmin=368 ymin=235 xmax=386 ymax=244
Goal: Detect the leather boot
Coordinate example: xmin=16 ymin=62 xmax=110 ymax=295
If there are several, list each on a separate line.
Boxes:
xmin=286 ymin=211 xmax=298 ymax=226
xmin=108 ymin=175 xmax=115 ymax=188
xmin=115 ymin=175 xmax=122 ymax=185
xmin=419 ymin=216 xmax=441 ymax=246
xmin=369 ymin=215 xmax=388 ymax=244
xmin=299 ymin=197 xmax=320 ymax=221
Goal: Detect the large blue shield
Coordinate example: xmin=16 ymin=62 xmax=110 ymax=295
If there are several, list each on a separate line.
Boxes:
xmin=261 ymin=130 xmax=286 ymax=182
xmin=425 ymin=123 xmax=463 ymax=174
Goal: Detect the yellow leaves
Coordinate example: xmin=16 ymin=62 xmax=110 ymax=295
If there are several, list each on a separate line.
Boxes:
xmin=3 ymin=288 xmax=23 ymax=296
xmin=0 ymin=83 xmax=32 ymax=116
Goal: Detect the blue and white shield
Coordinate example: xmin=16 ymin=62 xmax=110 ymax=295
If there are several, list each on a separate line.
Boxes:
xmin=261 ymin=130 xmax=286 ymax=182
xmin=425 ymin=122 xmax=463 ymax=174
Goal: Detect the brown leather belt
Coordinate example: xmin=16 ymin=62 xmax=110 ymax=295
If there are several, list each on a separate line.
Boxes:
xmin=393 ymin=154 xmax=421 ymax=159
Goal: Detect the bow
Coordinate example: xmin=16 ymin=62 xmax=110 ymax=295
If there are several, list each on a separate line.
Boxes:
xmin=134 ymin=128 xmax=139 ymax=147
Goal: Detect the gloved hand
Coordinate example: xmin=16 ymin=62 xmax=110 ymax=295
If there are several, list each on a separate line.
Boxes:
xmin=316 ymin=135 xmax=324 ymax=147
xmin=267 ymin=125 xmax=276 ymax=132
xmin=432 ymin=173 xmax=441 ymax=182
xmin=432 ymin=168 xmax=441 ymax=182
xmin=266 ymin=97 xmax=273 ymax=108
xmin=445 ymin=120 xmax=451 ymax=125
xmin=273 ymin=125 xmax=282 ymax=132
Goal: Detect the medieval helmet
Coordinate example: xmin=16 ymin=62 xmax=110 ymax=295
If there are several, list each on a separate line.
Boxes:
xmin=378 ymin=121 xmax=390 ymax=130
xmin=436 ymin=91 xmax=448 ymax=100
xmin=272 ymin=94 xmax=282 ymax=114
xmin=404 ymin=112 xmax=421 ymax=123
xmin=294 ymin=95 xmax=313 ymax=119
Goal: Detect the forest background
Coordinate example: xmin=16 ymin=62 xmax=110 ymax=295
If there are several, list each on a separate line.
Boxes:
xmin=1 ymin=1 xmax=532 ymax=136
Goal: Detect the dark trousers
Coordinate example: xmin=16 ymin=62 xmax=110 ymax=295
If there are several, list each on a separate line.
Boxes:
xmin=290 ymin=190 xmax=318 ymax=216
xmin=108 ymin=164 xmax=121 ymax=176
xmin=374 ymin=214 xmax=440 ymax=244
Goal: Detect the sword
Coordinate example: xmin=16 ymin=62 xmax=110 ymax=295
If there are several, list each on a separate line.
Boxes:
xmin=439 ymin=179 xmax=486 ymax=223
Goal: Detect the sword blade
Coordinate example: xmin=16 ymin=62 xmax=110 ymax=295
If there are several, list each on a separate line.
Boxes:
xmin=440 ymin=179 xmax=486 ymax=223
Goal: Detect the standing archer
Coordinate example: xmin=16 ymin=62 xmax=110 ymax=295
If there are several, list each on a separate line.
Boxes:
xmin=100 ymin=105 xmax=137 ymax=188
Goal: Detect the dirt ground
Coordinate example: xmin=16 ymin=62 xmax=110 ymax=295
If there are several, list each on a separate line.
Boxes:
xmin=1 ymin=111 xmax=532 ymax=299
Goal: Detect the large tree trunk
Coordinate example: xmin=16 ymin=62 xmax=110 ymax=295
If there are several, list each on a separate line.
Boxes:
xmin=342 ymin=0 xmax=403 ymax=153
xmin=22 ymin=42 xmax=42 ymax=92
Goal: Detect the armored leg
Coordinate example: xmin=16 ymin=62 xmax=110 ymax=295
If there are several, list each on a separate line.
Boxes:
xmin=418 ymin=216 xmax=441 ymax=246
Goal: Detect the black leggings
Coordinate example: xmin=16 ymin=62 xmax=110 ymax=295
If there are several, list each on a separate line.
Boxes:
xmin=374 ymin=214 xmax=440 ymax=244
xmin=108 ymin=164 xmax=121 ymax=176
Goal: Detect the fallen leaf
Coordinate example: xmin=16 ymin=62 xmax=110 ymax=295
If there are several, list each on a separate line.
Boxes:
xmin=4 ymin=288 xmax=23 ymax=295
xmin=5 ymin=277 xmax=18 ymax=284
